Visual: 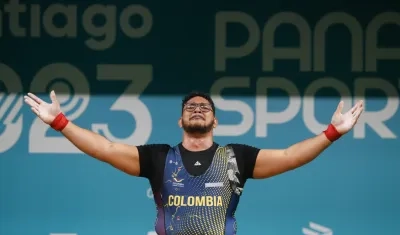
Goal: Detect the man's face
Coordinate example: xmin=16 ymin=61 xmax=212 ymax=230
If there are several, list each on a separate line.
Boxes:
xmin=180 ymin=96 xmax=216 ymax=135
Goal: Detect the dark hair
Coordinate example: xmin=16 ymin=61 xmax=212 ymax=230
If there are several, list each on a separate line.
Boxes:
xmin=182 ymin=91 xmax=215 ymax=114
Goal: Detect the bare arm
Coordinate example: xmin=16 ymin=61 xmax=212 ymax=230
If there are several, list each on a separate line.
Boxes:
xmin=253 ymin=133 xmax=331 ymax=179
xmin=252 ymin=100 xmax=364 ymax=179
xmin=61 ymin=122 xmax=140 ymax=176
xmin=24 ymin=91 xmax=141 ymax=176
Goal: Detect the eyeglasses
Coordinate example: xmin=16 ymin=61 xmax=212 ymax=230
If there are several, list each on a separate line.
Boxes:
xmin=184 ymin=103 xmax=213 ymax=112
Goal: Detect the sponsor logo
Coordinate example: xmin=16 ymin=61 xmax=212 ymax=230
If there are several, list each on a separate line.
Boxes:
xmin=205 ymin=182 xmax=224 ymax=188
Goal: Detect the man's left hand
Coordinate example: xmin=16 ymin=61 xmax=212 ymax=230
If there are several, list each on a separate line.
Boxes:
xmin=331 ymin=100 xmax=364 ymax=135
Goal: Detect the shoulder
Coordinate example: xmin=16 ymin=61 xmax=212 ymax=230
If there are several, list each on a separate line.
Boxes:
xmin=137 ymin=144 xmax=172 ymax=157
xmin=226 ymin=143 xmax=261 ymax=154
xmin=137 ymin=144 xmax=171 ymax=179
xmin=226 ymin=143 xmax=260 ymax=179
xmin=138 ymin=143 xmax=172 ymax=150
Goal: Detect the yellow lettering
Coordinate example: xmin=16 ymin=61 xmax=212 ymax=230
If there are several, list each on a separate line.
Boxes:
xmin=187 ymin=196 xmax=194 ymax=206
xmin=168 ymin=195 xmax=173 ymax=205
xmin=206 ymin=196 xmax=213 ymax=206
xmin=167 ymin=195 xmax=224 ymax=207
xmin=217 ymin=196 xmax=222 ymax=206
xmin=173 ymin=195 xmax=180 ymax=206
xmin=196 ymin=196 xmax=205 ymax=206
xmin=180 ymin=196 xmax=186 ymax=206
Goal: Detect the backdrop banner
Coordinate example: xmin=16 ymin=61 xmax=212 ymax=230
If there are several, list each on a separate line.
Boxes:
xmin=1 ymin=0 xmax=399 ymax=234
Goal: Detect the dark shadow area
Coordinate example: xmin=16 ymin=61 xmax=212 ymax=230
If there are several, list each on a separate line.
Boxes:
xmin=0 ymin=0 xmax=399 ymax=97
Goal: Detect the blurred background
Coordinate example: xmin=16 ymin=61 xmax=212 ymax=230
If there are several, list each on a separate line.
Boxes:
xmin=0 ymin=0 xmax=399 ymax=234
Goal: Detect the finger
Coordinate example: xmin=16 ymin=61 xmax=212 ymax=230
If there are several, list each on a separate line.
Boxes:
xmin=27 ymin=92 xmax=44 ymax=104
xmin=352 ymin=103 xmax=363 ymax=116
xmin=349 ymin=104 xmax=359 ymax=114
xmin=348 ymin=101 xmax=361 ymax=115
xmin=49 ymin=90 xmax=58 ymax=103
xmin=24 ymin=96 xmax=40 ymax=109
xmin=352 ymin=107 xmax=363 ymax=122
xmin=335 ymin=101 xmax=344 ymax=114
xmin=350 ymin=100 xmax=364 ymax=114
xmin=31 ymin=107 xmax=40 ymax=116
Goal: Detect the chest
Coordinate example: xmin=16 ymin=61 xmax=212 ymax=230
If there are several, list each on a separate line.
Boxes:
xmin=162 ymin=146 xmax=243 ymax=199
xmin=157 ymin=146 xmax=243 ymax=234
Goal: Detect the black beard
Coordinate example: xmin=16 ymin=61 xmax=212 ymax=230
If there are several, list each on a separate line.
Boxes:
xmin=182 ymin=119 xmax=213 ymax=134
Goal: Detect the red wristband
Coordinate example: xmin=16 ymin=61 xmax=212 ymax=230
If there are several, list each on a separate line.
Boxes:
xmin=323 ymin=124 xmax=342 ymax=142
xmin=50 ymin=113 xmax=69 ymax=131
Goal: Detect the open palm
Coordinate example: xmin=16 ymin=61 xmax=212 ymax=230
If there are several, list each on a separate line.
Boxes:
xmin=24 ymin=90 xmax=61 ymax=124
xmin=331 ymin=100 xmax=364 ymax=134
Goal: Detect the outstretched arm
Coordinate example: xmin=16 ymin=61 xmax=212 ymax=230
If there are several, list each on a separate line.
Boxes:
xmin=252 ymin=100 xmax=364 ymax=179
xmin=24 ymin=91 xmax=141 ymax=176
xmin=253 ymin=133 xmax=331 ymax=179
xmin=61 ymin=122 xmax=140 ymax=176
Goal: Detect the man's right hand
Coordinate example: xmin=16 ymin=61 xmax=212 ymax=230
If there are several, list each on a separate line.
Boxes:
xmin=23 ymin=90 xmax=142 ymax=176
xmin=24 ymin=90 xmax=61 ymax=124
